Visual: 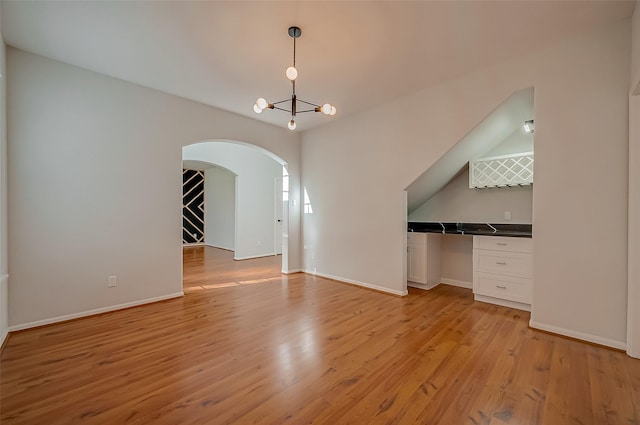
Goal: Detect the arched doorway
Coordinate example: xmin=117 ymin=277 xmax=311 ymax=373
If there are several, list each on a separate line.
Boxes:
xmin=182 ymin=140 xmax=290 ymax=274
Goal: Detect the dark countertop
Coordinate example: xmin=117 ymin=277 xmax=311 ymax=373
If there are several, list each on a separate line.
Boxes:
xmin=408 ymin=222 xmax=532 ymax=238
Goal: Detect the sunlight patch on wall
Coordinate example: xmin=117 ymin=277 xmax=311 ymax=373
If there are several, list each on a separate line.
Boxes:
xmin=283 ymin=166 xmax=289 ymax=202
xmin=304 ymin=188 xmax=313 ymax=214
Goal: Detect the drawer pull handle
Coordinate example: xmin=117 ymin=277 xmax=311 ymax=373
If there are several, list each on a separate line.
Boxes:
xmin=496 ymin=261 xmax=507 ymax=265
xmin=496 ymin=243 xmax=508 ymax=246
xmin=496 ymin=285 xmax=507 ymax=289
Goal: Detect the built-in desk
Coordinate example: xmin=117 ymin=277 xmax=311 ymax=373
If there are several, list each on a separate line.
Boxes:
xmin=407 ymin=222 xmax=532 ymax=311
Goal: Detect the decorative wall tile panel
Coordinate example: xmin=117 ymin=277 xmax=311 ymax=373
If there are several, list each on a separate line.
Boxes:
xmin=183 ymin=169 xmax=205 ymax=244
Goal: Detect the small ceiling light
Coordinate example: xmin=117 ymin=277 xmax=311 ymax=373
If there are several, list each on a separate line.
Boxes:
xmin=523 ymin=120 xmax=535 ymax=134
xmin=253 ymin=26 xmax=336 ymax=129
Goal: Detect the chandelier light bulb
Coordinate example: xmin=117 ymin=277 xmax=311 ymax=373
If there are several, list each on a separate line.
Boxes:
xmin=329 ymin=105 xmax=336 ymax=116
xmin=288 ymin=119 xmax=296 ymax=130
xmin=286 ymin=66 xmax=298 ymax=81
xmin=256 ymin=98 xmax=268 ymax=110
xmin=253 ymin=104 xmax=262 ymax=114
xmin=322 ymin=103 xmax=332 ymax=115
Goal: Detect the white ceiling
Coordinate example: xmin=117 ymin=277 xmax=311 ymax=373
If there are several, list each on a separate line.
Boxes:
xmin=1 ymin=1 xmax=635 ymax=132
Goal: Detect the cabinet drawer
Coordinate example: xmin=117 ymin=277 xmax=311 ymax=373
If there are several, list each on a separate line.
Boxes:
xmin=407 ymin=232 xmax=426 ymax=245
xmin=473 ymin=235 xmax=532 ymax=253
xmin=473 ymin=250 xmax=532 ymax=278
xmin=474 ymin=272 xmax=532 ymax=304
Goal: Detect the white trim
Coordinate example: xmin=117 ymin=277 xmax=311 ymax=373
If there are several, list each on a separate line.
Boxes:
xmin=282 ymin=268 xmax=302 ymax=274
xmin=474 ymin=294 xmax=530 ymax=312
xmin=8 ymin=292 xmax=184 ymax=332
xmin=472 ymin=151 xmax=534 ymax=162
xmin=529 ymin=320 xmax=627 ymax=351
xmin=234 ymin=252 xmax=279 ymax=261
xmin=183 ymin=243 xmax=235 ymax=251
xmin=203 ymin=243 xmax=234 ymax=251
xmin=408 ymin=281 xmax=440 ymax=291
xmin=440 ymin=278 xmax=472 ymax=289
xmin=306 ymin=270 xmax=408 ymax=296
xmin=0 ymin=274 xmax=8 ymax=348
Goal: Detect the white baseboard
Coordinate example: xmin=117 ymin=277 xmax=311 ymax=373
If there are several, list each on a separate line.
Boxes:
xmin=529 ymin=320 xmax=626 ymax=350
xmin=203 ymin=244 xmax=234 ymax=251
xmin=306 ymin=270 xmax=408 ymax=296
xmin=183 ymin=243 xmax=236 ymax=252
xmin=408 ymin=281 xmax=441 ymax=290
xmin=8 ymin=292 xmax=184 ymax=332
xmin=440 ymin=278 xmax=472 ymax=289
xmin=475 ymin=294 xmax=531 ymax=312
xmin=282 ymin=268 xmax=302 ymax=274
xmin=234 ymin=252 xmax=279 ymax=261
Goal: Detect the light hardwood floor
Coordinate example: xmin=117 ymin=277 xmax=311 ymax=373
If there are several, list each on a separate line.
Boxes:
xmin=1 ymin=246 xmax=639 ymax=424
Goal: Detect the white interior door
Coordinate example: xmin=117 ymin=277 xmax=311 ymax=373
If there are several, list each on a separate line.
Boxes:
xmin=274 ymin=177 xmax=283 ymax=255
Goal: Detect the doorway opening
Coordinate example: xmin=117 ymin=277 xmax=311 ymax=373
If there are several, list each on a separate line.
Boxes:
xmin=182 ymin=141 xmax=290 ymax=287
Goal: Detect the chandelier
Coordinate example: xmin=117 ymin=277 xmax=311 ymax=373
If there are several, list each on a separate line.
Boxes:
xmin=253 ymin=26 xmax=336 ymax=130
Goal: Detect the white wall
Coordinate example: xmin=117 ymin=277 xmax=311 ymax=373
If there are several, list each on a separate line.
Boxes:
xmin=302 ymin=20 xmax=630 ymax=348
xmin=204 ymin=166 xmax=235 ymax=251
xmin=410 ymin=129 xmax=533 ymax=223
xmin=184 ymin=142 xmax=281 ymax=260
xmin=627 ymin=0 xmax=640 ymax=357
xmin=632 ymin=1 xmax=640 ymax=88
xmin=0 ymin=6 xmax=8 ymax=347
xmin=440 ymin=235 xmax=473 ymax=286
xmin=7 ymin=48 xmax=301 ymax=329
xmin=409 ymin=167 xmax=533 ymax=224
xmin=485 ymin=129 xmax=534 ymax=157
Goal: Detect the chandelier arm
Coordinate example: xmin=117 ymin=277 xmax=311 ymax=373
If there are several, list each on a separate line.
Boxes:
xmin=271 ymin=99 xmax=291 ymax=105
xmin=296 ymin=109 xmax=322 ymax=114
xmin=272 ymin=106 xmax=292 ymax=113
xmin=296 ymin=99 xmax=320 ymax=107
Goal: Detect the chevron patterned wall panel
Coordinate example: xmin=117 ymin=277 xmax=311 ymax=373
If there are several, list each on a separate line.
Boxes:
xmin=183 ymin=169 xmax=205 ymax=244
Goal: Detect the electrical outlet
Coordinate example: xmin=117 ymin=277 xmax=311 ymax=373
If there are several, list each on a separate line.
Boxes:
xmin=256 ymin=241 xmax=261 ymax=246
xmin=504 ymin=211 xmax=512 ymax=220
xmin=108 ymin=276 xmax=117 ymax=287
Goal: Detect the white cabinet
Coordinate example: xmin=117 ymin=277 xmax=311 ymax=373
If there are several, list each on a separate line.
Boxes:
xmin=407 ymin=239 xmax=426 ymax=283
xmin=407 ymin=232 xmax=441 ymax=290
xmin=472 ymin=235 xmax=533 ymax=311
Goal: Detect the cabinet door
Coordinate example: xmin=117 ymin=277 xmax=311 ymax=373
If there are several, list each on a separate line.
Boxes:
xmin=408 ymin=243 xmax=426 ymax=283
xmin=473 ymin=250 xmax=532 ymax=278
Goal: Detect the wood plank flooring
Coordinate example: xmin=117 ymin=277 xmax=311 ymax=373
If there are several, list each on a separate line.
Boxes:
xmin=1 ymin=246 xmax=640 ymax=424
